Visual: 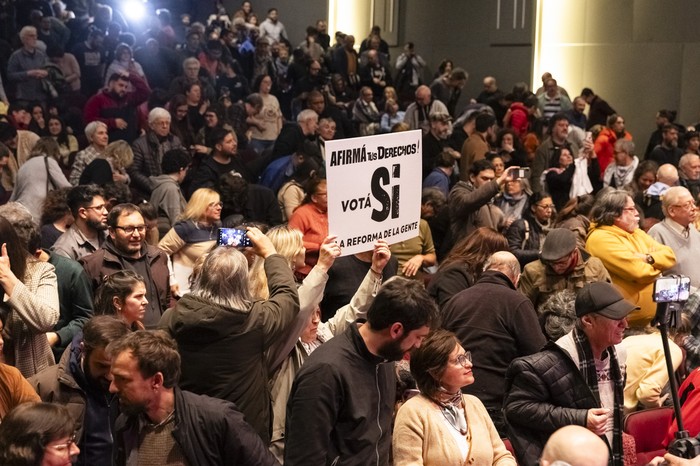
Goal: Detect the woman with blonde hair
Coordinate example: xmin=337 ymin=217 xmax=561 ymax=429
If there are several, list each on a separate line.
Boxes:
xmin=158 ymin=188 xmax=221 ymax=296
xmin=79 ymin=139 xmax=133 ymax=185
xmin=93 ymin=270 xmax=148 ymax=330
xmin=10 ymin=137 xmax=71 ymax=221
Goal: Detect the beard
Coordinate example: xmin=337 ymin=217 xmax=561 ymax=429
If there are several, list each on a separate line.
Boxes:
xmin=118 ymin=397 xmax=148 ymax=417
xmin=87 ymin=218 xmax=107 ymax=231
xmin=377 ymin=336 xmax=408 ymax=362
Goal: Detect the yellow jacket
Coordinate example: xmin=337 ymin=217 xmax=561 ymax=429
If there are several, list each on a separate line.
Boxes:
xmin=586 ymin=224 xmax=676 ymax=327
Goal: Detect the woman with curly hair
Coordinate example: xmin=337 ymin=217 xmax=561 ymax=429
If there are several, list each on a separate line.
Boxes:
xmin=39 ymin=187 xmax=73 ymax=249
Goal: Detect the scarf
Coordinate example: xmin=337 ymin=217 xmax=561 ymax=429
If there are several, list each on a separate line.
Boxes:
xmin=573 ymin=327 xmax=624 ymax=466
xmin=433 ymin=387 xmax=467 ymax=435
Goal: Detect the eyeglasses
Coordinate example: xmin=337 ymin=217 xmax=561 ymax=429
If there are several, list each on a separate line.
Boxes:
xmin=46 ymin=433 xmax=77 ymax=455
xmin=84 ymin=204 xmax=107 ymax=212
xmin=114 ymin=225 xmax=146 ymax=235
xmin=450 ymin=351 xmax=472 ymax=367
xmin=536 ymin=204 xmax=555 ymax=210
xmin=672 ymin=201 xmax=696 ymax=210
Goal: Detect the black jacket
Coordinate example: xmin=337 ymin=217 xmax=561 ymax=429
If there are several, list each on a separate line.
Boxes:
xmin=506 ymin=212 xmax=546 ymax=268
xmin=503 ymin=341 xmax=614 ymax=466
xmin=441 ymin=271 xmax=545 ymax=426
xmin=113 ymin=387 xmax=279 ymax=466
xmin=284 ymin=323 xmax=395 ymax=466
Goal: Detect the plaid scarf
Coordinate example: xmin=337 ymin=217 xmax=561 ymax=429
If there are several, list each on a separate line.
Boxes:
xmin=573 ymin=327 xmax=624 ymax=466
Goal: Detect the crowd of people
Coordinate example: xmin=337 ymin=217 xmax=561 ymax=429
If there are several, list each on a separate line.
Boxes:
xmin=3 ymin=1 xmax=700 ymax=465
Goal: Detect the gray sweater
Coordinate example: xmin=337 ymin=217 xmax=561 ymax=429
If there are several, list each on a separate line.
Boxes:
xmin=648 ymin=219 xmax=700 ymax=289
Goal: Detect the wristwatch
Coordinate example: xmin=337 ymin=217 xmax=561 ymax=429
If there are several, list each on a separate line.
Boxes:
xmin=645 ymin=254 xmax=655 ymax=265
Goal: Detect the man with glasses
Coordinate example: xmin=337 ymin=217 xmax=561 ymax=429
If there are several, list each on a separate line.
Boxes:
xmin=649 ymin=186 xmax=700 ymax=288
xmin=519 ymin=228 xmax=611 ymax=309
xmin=81 ymin=204 xmax=170 ymax=328
xmin=442 ymin=251 xmax=545 ymax=436
xmin=129 ymin=107 xmax=183 ymax=200
xmin=53 ymin=185 xmax=108 ymax=261
xmin=505 ymin=281 xmax=637 ymax=466
xmin=586 ymin=190 xmax=675 ymax=327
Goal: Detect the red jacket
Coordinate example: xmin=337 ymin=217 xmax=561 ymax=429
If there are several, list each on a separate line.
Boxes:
xmin=83 ymin=71 xmax=150 ymax=131
xmin=594 ymin=127 xmax=632 ymax=177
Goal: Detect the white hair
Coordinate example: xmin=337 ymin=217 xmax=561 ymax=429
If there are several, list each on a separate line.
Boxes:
xmin=84 ymin=121 xmax=107 ymax=140
xmin=148 ymin=107 xmax=171 ymax=126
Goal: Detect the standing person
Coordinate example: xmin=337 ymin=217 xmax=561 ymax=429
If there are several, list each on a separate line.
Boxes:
xmin=0 ymin=216 xmax=59 ymax=378
xmin=530 ymin=113 xmax=580 ymax=193
xmin=159 ymin=227 xmax=298 ymax=443
xmin=52 ymin=185 xmax=108 ymax=261
xmin=72 ymin=28 xmax=106 ymax=98
xmin=594 ymin=114 xmax=633 ymax=177
xmin=29 ymin=316 xmax=130 ymax=466
xmin=648 ymin=124 xmax=683 ymax=168
xmin=284 ymin=278 xmax=439 ymax=466
xmin=7 ymin=26 xmax=50 ymax=103
xmin=394 ymin=42 xmax=425 ymax=106
xmin=249 ymin=74 xmax=283 ymax=154
xmin=149 ymin=149 xmax=191 ymax=238
xmin=430 ymin=68 xmax=468 ymax=117
xmin=504 ymin=282 xmax=635 ymax=466
xmin=288 ymin=178 xmax=329 ymax=279
xmin=83 ymin=71 xmax=150 ymax=144
xmin=441 ymin=252 xmax=546 ymax=436
xmin=393 ymin=329 xmax=516 ymax=466
xmin=10 ymin=137 xmax=71 ymax=222
xmin=648 ymin=186 xmax=700 ymax=288
xmin=581 ymin=88 xmax=616 ymax=130
xmin=259 ymin=8 xmax=288 ymax=44
xmin=108 ymin=331 xmax=279 ymax=466
xmin=80 ymin=204 xmax=170 ymax=329
xmin=586 ymin=190 xmax=676 ymax=327
xmin=158 ymin=188 xmax=220 ymax=296
xmin=94 ymin=272 xmax=149 ymax=330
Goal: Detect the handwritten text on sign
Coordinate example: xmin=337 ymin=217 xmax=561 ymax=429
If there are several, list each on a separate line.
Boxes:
xmin=325 ymin=130 xmax=422 ymax=256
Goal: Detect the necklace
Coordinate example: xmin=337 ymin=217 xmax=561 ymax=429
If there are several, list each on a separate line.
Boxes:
xmin=147 ymin=410 xmax=175 ymax=429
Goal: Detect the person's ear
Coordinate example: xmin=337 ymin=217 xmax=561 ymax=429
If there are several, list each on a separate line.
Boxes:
xmin=389 ymin=322 xmax=404 ymax=340
xmin=152 ymin=372 xmax=164 ymax=390
xmin=112 ymin=296 xmax=122 ymax=312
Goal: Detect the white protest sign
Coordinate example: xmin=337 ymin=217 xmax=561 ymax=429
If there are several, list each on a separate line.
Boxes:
xmin=325 ymin=130 xmax=422 ymax=256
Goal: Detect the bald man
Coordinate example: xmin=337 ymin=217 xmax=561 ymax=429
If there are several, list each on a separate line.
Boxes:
xmin=403 ymin=85 xmax=448 ymax=134
xmin=442 ymin=251 xmax=546 ymax=436
xmin=637 ymin=163 xmax=680 ymax=228
xmin=540 ymin=425 xmax=609 ymax=466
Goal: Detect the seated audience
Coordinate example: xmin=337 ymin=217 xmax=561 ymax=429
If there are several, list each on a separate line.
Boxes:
xmin=288 ymin=178 xmax=329 ymax=279
xmin=586 ymin=190 xmax=676 ymax=327
xmin=506 ymin=191 xmax=553 ymax=268
xmin=393 ymin=328 xmax=516 ymax=465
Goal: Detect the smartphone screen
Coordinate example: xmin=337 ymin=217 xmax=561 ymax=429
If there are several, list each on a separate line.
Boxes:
xmin=217 ymin=228 xmax=252 ymax=248
xmin=653 ymin=276 xmax=691 ymax=302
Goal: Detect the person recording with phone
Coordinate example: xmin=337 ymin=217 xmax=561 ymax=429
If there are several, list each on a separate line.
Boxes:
xmin=159 ymin=225 xmax=299 ymax=444
xmin=158 ymin=188 xmax=221 ymax=297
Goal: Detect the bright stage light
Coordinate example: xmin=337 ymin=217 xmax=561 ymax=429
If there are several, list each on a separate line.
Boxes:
xmin=122 ymin=0 xmax=148 ymax=22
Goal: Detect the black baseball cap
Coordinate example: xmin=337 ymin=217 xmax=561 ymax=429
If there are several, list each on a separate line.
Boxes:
xmin=575 ymin=282 xmax=639 ymax=319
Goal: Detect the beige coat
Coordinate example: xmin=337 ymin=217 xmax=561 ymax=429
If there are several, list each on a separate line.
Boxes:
xmin=394 ymin=394 xmax=516 ymax=466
